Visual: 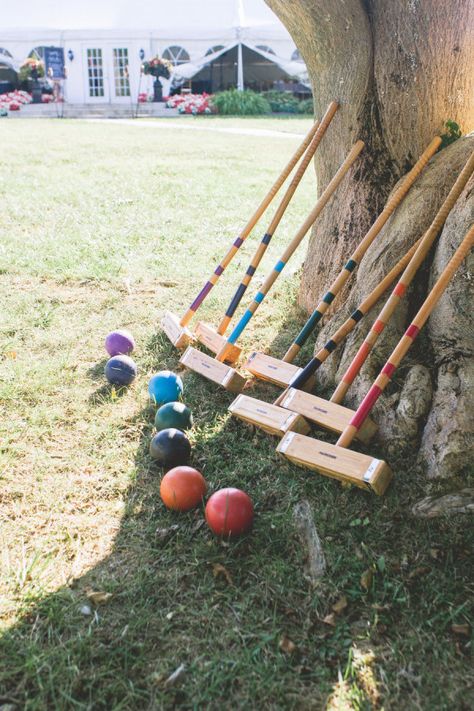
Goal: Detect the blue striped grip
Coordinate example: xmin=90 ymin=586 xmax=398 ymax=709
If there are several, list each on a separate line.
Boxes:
xmin=227 ymin=309 xmax=253 ymax=344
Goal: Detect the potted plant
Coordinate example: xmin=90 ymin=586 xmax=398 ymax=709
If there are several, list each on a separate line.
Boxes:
xmin=19 ymin=58 xmax=45 ymax=104
xmin=142 ymin=56 xmax=172 ymax=102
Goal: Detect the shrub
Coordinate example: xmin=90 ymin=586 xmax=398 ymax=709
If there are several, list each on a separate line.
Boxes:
xmin=264 ymin=91 xmax=300 ymax=113
xmin=297 ymin=98 xmax=314 ymax=114
xmin=213 ymin=89 xmax=270 ymax=115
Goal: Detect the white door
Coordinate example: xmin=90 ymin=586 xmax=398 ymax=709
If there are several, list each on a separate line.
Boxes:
xmin=110 ymin=47 xmax=132 ymax=103
xmin=83 ymin=47 xmax=110 ymax=103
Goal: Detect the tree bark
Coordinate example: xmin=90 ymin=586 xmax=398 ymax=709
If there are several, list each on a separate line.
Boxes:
xmin=266 ymin=0 xmax=474 ymax=309
xmin=266 ymin=0 xmax=474 ymax=482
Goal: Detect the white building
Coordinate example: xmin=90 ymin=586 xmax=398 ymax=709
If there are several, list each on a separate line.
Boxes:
xmin=0 ymin=0 xmax=306 ymax=104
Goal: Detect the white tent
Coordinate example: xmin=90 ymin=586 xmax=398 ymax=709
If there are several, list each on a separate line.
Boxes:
xmin=0 ymin=0 xmax=307 ymax=103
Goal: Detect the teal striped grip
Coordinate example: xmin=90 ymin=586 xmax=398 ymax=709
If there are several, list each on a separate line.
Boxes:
xmin=294 ymin=309 xmax=324 ymax=347
xmin=274 ymin=260 xmax=286 ymax=273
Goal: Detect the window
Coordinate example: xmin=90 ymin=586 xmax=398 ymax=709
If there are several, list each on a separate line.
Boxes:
xmin=291 ymin=49 xmax=303 ymax=62
xmin=205 ymin=45 xmax=224 ymax=56
xmin=28 ymin=46 xmax=46 ymax=61
xmin=0 ymin=47 xmax=13 ymax=59
xmin=113 ymin=48 xmax=130 ymax=96
xmin=87 ymin=48 xmax=104 ymax=97
xmin=162 ymin=46 xmax=190 ymax=66
xmin=256 ymin=45 xmax=275 ymax=55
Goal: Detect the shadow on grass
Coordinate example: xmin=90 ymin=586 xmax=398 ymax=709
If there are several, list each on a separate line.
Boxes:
xmin=0 ymin=329 xmax=472 ymax=710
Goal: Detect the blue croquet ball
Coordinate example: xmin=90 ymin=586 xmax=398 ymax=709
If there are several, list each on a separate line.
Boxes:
xmin=148 ymin=370 xmax=183 ymax=406
xmin=105 ymin=329 xmax=135 ymax=356
xmin=155 ymin=401 xmax=193 ymax=432
xmin=149 ymin=428 xmax=191 ymax=469
xmin=105 ymin=355 xmax=137 ymax=386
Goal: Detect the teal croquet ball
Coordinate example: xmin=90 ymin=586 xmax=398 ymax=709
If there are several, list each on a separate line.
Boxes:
xmin=154 ymin=401 xmax=193 ymax=432
xmin=149 ymin=428 xmax=191 ymax=469
xmin=104 ymin=355 xmax=137 ymax=386
xmin=148 ymin=370 xmax=183 ymax=406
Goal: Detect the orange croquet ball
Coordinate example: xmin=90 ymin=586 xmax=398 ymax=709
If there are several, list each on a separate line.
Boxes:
xmin=205 ymin=487 xmax=254 ymax=538
xmin=160 ymin=466 xmax=207 ymax=512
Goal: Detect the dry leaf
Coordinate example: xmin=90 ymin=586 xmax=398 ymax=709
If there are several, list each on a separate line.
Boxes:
xmin=323 ymin=613 xmax=337 ymax=627
xmin=408 ymin=566 xmax=431 ymax=580
xmin=451 ymin=623 xmax=470 ymax=637
xmin=164 ymin=663 xmax=186 ymax=687
xmin=279 ymin=635 xmax=296 ymax=654
xmin=86 ymin=590 xmax=113 ymax=605
xmin=212 ymin=563 xmax=233 ymax=585
xmin=155 ymin=525 xmax=179 ymax=540
xmin=332 ymin=596 xmax=348 ymax=615
xmin=360 ymin=569 xmax=373 ymax=591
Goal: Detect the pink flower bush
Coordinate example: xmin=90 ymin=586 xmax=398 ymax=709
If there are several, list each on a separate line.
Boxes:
xmin=165 ymin=93 xmax=214 ymax=115
xmin=0 ymin=90 xmax=32 ymax=112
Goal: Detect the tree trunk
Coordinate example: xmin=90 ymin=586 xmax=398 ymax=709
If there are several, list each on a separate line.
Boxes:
xmin=266 ymin=0 xmax=474 ymax=486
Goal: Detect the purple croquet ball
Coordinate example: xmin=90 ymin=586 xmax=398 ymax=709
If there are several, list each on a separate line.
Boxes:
xmin=105 ymin=329 xmax=135 ymax=356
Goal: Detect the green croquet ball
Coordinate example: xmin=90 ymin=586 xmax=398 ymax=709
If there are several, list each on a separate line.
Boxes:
xmin=154 ymin=401 xmax=193 ymax=432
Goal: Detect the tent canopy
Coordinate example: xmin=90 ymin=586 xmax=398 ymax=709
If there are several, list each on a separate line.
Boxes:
xmin=1 ymin=0 xmax=293 ymax=38
xmin=174 ymin=43 xmax=307 ymax=92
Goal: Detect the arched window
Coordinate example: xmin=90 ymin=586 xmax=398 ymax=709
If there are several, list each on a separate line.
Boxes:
xmin=205 ymin=45 xmax=225 ymax=56
xmin=0 ymin=47 xmax=13 ymax=58
xmin=28 ymin=46 xmax=46 ymax=61
xmin=162 ymin=46 xmax=190 ymax=65
xmin=256 ymin=45 xmax=275 ymax=55
xmin=291 ymin=48 xmax=303 ymax=62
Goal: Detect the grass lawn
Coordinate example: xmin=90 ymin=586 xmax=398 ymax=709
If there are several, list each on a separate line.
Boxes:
xmin=0 ymin=118 xmax=472 ymax=710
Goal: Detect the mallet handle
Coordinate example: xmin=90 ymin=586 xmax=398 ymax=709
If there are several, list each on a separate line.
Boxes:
xmin=217 ymin=102 xmax=339 ymax=335
xmin=216 ymin=140 xmax=365 ymax=361
xmin=286 ymin=233 xmax=424 ymax=389
xmin=283 ymin=136 xmax=441 ymax=363
xmin=331 ymin=148 xmax=474 ymax=404
xmin=337 ymin=222 xmax=474 ymax=448
xmin=179 ymin=118 xmax=322 ymax=328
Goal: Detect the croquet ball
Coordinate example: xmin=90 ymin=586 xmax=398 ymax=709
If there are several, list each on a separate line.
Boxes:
xmin=160 ymin=466 xmax=207 ymax=511
xmin=155 ymin=401 xmax=193 ymax=432
xmin=105 ymin=329 xmax=135 ymax=356
xmin=104 ymin=355 xmax=137 ymax=386
xmin=149 ymin=428 xmax=191 ymax=469
xmin=148 ymin=371 xmax=183 ymax=406
xmin=205 ymin=488 xmax=254 ymax=538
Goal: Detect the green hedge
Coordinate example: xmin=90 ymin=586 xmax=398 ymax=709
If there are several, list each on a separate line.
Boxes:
xmin=212 ymin=89 xmax=271 ymax=115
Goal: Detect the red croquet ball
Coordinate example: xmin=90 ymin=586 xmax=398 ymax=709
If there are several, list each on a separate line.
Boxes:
xmin=205 ymin=488 xmax=254 ymax=538
xmin=160 ymin=466 xmax=207 ymax=512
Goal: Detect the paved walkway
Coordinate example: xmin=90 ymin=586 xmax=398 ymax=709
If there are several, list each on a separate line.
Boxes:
xmin=85 ymin=118 xmax=306 ymax=139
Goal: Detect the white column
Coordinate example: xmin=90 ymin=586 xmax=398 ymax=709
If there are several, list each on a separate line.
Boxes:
xmin=237 ymin=42 xmax=244 ymax=91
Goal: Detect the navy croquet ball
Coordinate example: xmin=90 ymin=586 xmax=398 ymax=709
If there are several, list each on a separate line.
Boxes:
xmin=104 ymin=355 xmax=137 ymax=386
xmin=105 ymin=329 xmax=135 ymax=356
xmin=148 ymin=370 xmax=183 ymax=406
xmin=149 ymin=428 xmax=191 ymax=469
xmin=154 ymin=401 xmax=193 ymax=432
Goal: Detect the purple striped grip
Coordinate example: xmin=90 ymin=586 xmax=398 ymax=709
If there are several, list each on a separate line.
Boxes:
xmin=189 ymin=281 xmax=214 ymax=312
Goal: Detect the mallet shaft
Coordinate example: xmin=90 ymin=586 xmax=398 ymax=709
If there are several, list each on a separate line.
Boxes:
xmin=215 ymin=140 xmax=365 ymax=360
xmin=283 ymin=136 xmax=441 ymax=362
xmin=337 ymin=222 xmax=474 ymax=448
xmin=287 ymin=233 xmax=424 ymax=389
xmin=331 ymin=148 xmax=474 ymax=404
xmin=179 ymin=118 xmax=322 ymax=328
xmin=217 ymin=101 xmax=339 ymax=336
